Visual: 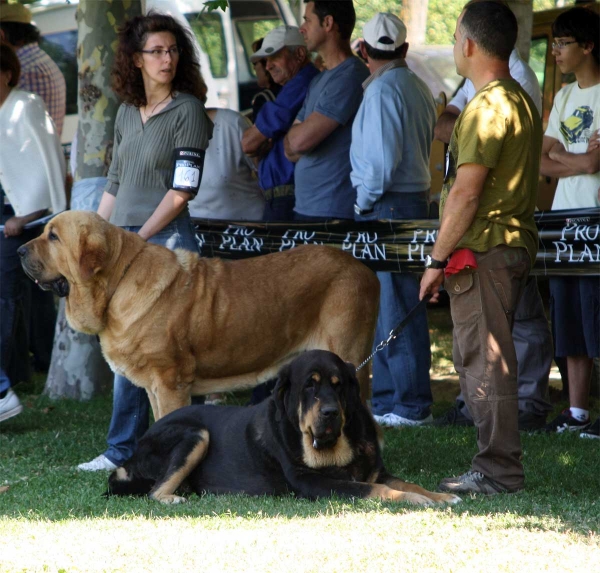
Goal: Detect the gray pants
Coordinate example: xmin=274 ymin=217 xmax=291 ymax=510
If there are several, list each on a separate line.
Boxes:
xmin=456 ymin=275 xmax=552 ymax=419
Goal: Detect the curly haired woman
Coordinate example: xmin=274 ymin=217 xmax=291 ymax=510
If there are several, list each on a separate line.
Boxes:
xmin=78 ymin=12 xmax=213 ymax=471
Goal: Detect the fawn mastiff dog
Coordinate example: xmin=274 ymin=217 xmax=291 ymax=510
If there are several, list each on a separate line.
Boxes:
xmin=106 ymin=350 xmax=461 ymax=506
xmin=18 ymin=211 xmax=379 ymax=419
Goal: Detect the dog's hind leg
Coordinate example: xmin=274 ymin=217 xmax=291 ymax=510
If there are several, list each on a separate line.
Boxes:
xmin=149 ymin=428 xmax=210 ymax=504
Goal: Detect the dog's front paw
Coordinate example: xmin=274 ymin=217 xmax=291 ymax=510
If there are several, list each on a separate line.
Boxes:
xmin=400 ymin=492 xmax=436 ymax=506
xmin=443 ymin=493 xmax=462 ymax=505
xmin=151 ymin=493 xmax=188 ymax=504
xmin=424 ymin=492 xmax=463 ymax=505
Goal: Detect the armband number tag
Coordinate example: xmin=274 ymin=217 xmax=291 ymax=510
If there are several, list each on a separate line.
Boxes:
xmin=174 ymin=162 xmax=200 ymax=188
xmin=171 ymin=148 xmax=205 ymax=193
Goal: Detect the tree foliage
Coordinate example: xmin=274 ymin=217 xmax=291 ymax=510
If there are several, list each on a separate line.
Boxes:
xmin=308 ymin=0 xmax=570 ymax=45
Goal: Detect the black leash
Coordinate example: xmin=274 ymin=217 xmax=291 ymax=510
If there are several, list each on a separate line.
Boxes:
xmin=356 ymin=293 xmax=432 ymax=371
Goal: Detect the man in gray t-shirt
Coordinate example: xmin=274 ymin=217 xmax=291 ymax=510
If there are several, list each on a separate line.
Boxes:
xmin=284 ymin=0 xmax=368 ymax=220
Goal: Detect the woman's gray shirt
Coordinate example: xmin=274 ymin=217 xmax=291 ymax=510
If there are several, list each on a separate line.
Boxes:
xmin=105 ymin=92 xmax=213 ymax=227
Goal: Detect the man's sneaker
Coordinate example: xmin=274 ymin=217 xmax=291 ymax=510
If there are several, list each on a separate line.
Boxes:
xmin=432 ymin=405 xmax=474 ymax=427
xmin=77 ymin=455 xmax=117 ymax=472
xmin=543 ymin=409 xmax=591 ymax=433
xmin=0 ymin=389 xmax=23 ymax=422
xmin=580 ymin=418 xmax=600 ymax=440
xmin=438 ymin=471 xmax=520 ymax=495
xmin=518 ymin=411 xmax=547 ymax=432
xmin=373 ymin=412 xmax=433 ymax=427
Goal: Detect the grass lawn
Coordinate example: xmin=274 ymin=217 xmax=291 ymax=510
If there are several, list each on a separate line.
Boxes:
xmin=1 ymin=304 xmax=599 ymax=572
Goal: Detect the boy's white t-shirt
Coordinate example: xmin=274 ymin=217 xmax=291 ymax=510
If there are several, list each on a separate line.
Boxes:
xmin=545 ymin=81 xmax=600 ymax=210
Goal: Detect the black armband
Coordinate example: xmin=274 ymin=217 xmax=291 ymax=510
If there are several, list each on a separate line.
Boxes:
xmin=171 ymin=148 xmax=205 ymax=194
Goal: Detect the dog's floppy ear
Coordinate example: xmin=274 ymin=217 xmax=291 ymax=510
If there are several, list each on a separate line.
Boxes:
xmin=344 ymin=361 xmax=362 ymax=416
xmin=78 ymin=227 xmax=108 ymax=281
xmin=273 ymin=364 xmax=292 ymax=422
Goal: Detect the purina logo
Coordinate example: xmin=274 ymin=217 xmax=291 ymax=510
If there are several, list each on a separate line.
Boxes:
xmin=180 ymin=150 xmax=203 ymax=158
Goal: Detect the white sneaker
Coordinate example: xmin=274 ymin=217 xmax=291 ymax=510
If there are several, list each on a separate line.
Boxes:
xmin=374 ymin=412 xmax=433 ymax=427
xmin=0 ymin=389 xmax=23 ymax=422
xmin=77 ymin=454 xmax=117 ymax=472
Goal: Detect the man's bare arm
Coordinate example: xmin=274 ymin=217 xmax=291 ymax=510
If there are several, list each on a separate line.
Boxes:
xmin=540 ymin=135 xmax=600 ymax=178
xmin=241 ymin=124 xmax=269 ymax=157
xmin=284 ymin=112 xmax=340 ymax=162
xmin=419 ymin=163 xmax=489 ymax=301
xmin=431 ymin=163 xmax=489 ymax=261
xmin=433 ymin=105 xmax=461 ymax=144
xmin=549 ymin=141 xmax=600 ymax=175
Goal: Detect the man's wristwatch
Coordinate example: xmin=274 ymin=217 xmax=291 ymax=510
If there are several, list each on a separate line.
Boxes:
xmin=424 ymin=255 xmax=447 ymax=269
xmin=354 ymin=203 xmax=373 ymax=216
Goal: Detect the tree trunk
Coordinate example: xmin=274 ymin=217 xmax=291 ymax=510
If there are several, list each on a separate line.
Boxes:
xmin=401 ymin=0 xmax=430 ymax=46
xmin=44 ymin=0 xmax=142 ymax=400
xmin=507 ymin=0 xmax=533 ymax=62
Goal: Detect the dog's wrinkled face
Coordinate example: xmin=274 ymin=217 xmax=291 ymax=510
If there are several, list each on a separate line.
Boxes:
xmin=298 ymin=369 xmax=344 ymax=450
xmin=275 ymin=350 xmax=361 ymax=467
xmin=18 ymin=219 xmax=70 ymax=297
xmin=17 ymin=211 xmax=109 ymax=298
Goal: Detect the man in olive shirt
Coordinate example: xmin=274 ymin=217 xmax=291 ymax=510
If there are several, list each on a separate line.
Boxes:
xmin=419 ymin=2 xmax=542 ymax=495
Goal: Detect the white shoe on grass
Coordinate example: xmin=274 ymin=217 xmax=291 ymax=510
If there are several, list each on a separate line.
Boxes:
xmin=373 ymin=412 xmax=433 ymax=427
xmin=0 ymin=389 xmax=23 ymax=422
xmin=77 ymin=454 xmax=117 ymax=472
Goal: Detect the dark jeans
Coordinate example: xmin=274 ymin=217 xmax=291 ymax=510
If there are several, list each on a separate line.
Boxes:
xmin=355 ymin=191 xmax=432 ymax=420
xmin=0 ymin=215 xmax=43 ymax=391
xmin=262 ymin=195 xmax=295 ymax=222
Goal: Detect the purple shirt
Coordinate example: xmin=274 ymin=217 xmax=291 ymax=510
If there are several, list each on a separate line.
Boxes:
xmin=255 ymin=63 xmax=319 ymax=190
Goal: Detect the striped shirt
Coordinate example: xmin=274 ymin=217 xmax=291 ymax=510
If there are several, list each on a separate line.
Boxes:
xmin=16 ymin=43 xmax=66 ymax=137
xmin=105 ymin=93 xmax=213 ymax=227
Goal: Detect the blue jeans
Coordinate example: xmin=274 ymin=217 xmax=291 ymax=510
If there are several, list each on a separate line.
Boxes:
xmin=355 ymin=191 xmax=432 ymax=420
xmin=263 ymin=196 xmax=295 ymax=221
xmin=104 ymin=216 xmax=200 ymax=465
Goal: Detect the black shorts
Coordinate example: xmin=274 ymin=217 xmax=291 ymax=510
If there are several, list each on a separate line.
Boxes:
xmin=549 ymin=276 xmax=600 ymax=358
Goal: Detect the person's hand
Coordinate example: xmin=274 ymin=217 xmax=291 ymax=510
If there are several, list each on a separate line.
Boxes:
xmin=419 ymin=268 xmax=445 ymax=302
xmin=255 ymin=138 xmax=273 ymax=158
xmin=587 ymin=130 xmax=600 ymax=152
xmin=548 ymin=141 xmax=566 ymax=161
xmin=3 ymin=216 xmax=26 ymax=237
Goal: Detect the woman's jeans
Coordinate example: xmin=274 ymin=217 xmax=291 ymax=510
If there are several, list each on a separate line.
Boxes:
xmin=355 ymin=191 xmax=433 ymax=421
xmin=104 ymin=216 xmax=200 ymax=465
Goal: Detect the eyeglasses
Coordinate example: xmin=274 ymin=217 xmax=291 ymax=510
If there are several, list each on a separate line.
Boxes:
xmin=552 ymin=40 xmax=578 ymax=50
xmin=140 ymin=47 xmax=180 ymax=59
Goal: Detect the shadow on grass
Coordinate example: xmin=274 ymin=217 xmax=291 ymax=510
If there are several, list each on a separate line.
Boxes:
xmin=1 ymin=393 xmax=598 ymax=537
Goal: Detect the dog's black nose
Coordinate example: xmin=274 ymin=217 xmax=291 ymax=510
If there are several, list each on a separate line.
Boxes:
xmin=17 ymin=245 xmax=27 ymax=258
xmin=320 ymin=405 xmax=339 ymax=419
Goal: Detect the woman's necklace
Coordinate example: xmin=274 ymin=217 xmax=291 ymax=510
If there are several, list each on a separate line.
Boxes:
xmin=142 ymin=92 xmax=171 ymax=122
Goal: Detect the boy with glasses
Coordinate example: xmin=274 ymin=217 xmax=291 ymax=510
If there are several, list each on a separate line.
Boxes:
xmin=540 ymin=6 xmax=600 ymax=438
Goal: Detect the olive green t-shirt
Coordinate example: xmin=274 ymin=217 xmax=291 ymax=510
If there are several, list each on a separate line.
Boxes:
xmin=440 ymin=79 xmax=542 ymax=263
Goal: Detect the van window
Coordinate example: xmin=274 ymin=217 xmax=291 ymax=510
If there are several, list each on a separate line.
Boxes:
xmin=39 ymin=30 xmax=78 ymax=115
xmin=236 ymin=19 xmax=283 ymax=77
xmin=186 ymin=12 xmax=228 ymax=79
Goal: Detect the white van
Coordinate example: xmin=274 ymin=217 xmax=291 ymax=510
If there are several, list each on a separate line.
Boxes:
xmin=30 ymin=0 xmax=296 ymax=145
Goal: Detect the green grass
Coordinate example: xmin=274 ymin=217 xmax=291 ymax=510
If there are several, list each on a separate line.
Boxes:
xmin=1 ymin=305 xmax=599 ymax=572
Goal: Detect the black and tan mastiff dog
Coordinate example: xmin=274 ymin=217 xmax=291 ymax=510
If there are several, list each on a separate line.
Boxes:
xmin=106 ymin=351 xmax=461 ymax=506
xmin=18 ymin=211 xmax=379 ymax=419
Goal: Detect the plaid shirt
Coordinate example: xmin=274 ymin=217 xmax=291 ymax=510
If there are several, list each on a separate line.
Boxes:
xmin=16 ymin=43 xmax=66 ymax=137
